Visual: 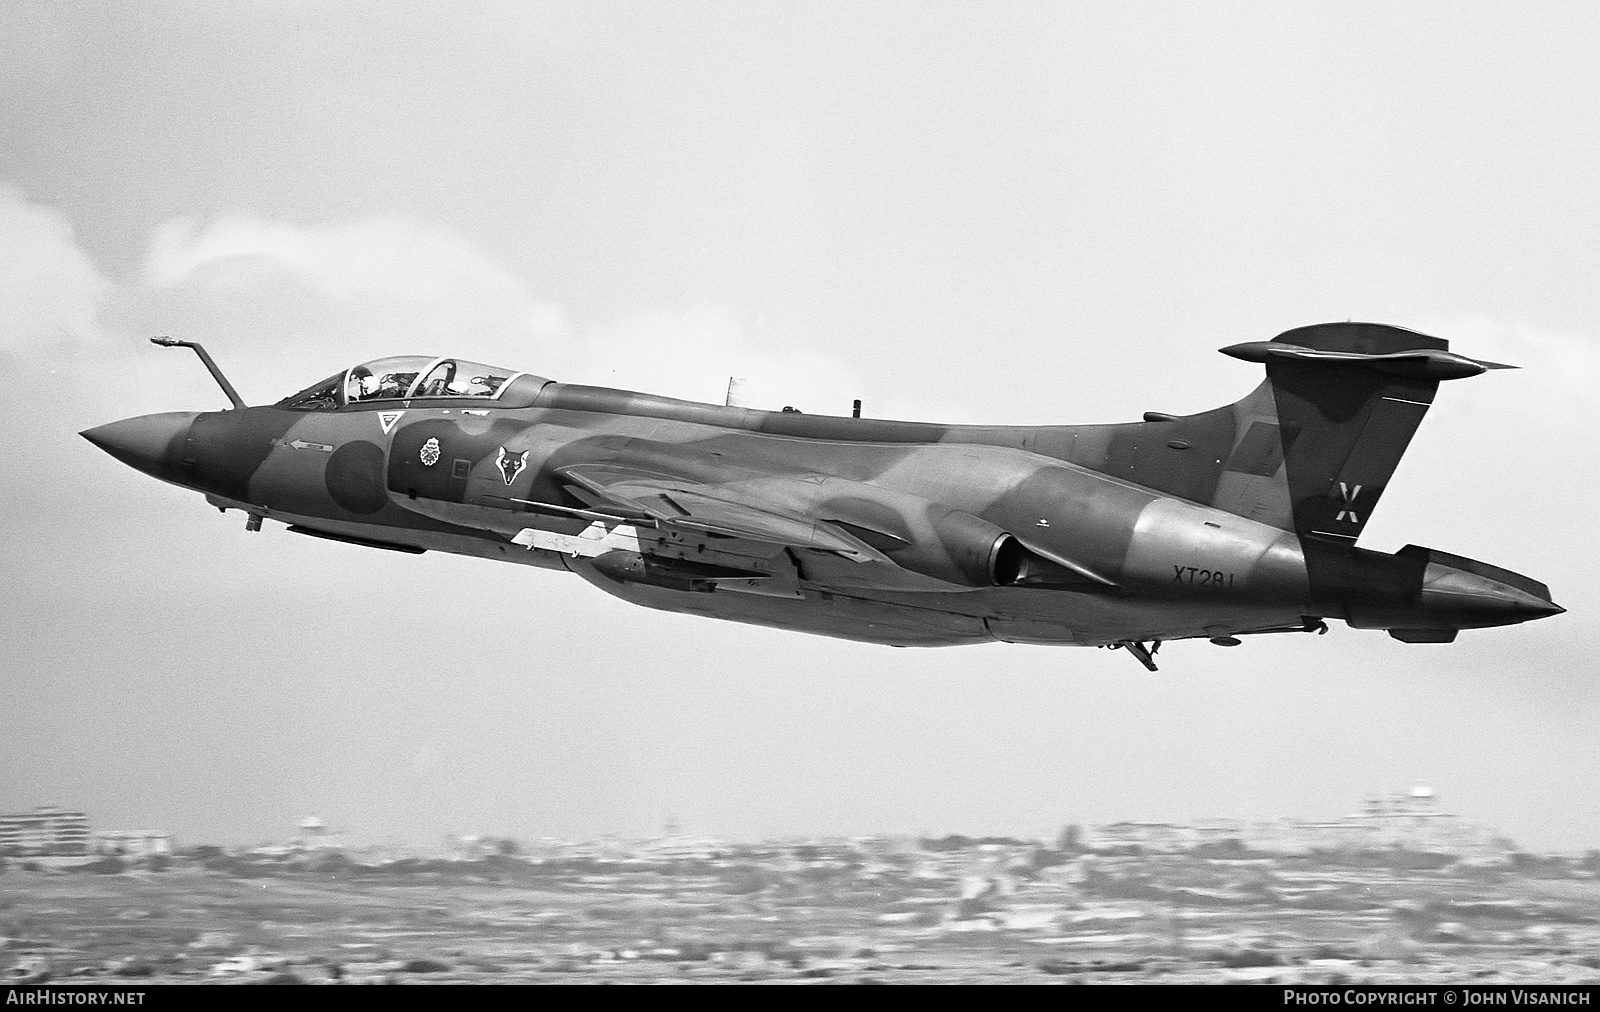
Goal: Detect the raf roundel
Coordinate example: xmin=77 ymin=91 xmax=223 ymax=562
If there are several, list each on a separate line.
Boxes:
xmin=419 ymin=437 xmax=441 ymax=467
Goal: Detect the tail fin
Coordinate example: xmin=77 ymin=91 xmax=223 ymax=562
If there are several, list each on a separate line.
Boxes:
xmin=1209 ymin=322 xmax=1510 ymax=541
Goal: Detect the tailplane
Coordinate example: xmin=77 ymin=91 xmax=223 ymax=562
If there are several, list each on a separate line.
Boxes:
xmin=1215 ymin=323 xmax=1508 ymax=542
xmin=1113 ymin=323 xmax=1510 ymax=541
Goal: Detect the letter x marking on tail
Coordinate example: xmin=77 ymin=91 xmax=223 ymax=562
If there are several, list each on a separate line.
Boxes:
xmin=1335 ymin=482 xmax=1363 ymax=523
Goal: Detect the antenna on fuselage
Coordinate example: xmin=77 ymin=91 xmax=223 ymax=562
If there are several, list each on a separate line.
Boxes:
xmin=725 ymin=377 xmax=748 ymax=408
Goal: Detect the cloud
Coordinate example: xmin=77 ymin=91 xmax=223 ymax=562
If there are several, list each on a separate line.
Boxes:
xmin=126 ymin=214 xmax=865 ymax=408
xmin=116 ymin=207 xmax=867 ymax=410
xmin=126 ymin=212 xmax=575 ymax=386
xmin=144 ymin=214 xmax=536 ymax=305
xmin=0 ymin=184 xmax=863 ymax=415
xmin=0 ymin=188 xmax=582 ymax=390
xmin=0 ymin=184 xmax=111 ymax=356
xmin=571 ymin=306 xmax=866 ymax=415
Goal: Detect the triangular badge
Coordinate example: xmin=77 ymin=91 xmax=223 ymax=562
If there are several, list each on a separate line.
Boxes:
xmin=378 ymin=411 xmax=405 ymax=435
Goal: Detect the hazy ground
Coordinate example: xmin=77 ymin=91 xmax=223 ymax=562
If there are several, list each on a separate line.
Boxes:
xmin=3 ymin=846 xmax=1600 ymax=984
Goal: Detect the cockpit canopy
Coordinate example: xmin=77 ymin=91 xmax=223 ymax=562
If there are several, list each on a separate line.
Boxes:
xmin=278 ymin=356 xmax=545 ymax=410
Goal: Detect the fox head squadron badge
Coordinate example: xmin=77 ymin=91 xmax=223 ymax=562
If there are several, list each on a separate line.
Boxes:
xmin=496 ymin=446 xmax=529 ymax=485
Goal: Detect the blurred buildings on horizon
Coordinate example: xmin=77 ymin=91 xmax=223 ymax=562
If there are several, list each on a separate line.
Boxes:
xmin=0 ymin=787 xmax=1560 ymax=866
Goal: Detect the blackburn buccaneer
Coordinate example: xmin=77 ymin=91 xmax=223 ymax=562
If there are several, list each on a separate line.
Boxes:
xmin=82 ymin=323 xmax=1562 ymax=669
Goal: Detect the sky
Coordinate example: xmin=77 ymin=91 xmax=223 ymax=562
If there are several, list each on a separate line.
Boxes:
xmin=2 ymin=2 xmax=1597 ymax=851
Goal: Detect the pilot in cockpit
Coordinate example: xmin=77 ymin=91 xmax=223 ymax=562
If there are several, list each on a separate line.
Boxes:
xmin=283 ymin=356 xmax=532 ymax=411
xmin=376 ymin=371 xmax=415 ymax=399
xmin=345 ymin=366 xmax=376 ymax=403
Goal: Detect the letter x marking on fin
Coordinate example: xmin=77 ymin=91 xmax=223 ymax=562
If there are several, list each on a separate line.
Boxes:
xmin=1334 ymin=482 xmax=1363 ymax=523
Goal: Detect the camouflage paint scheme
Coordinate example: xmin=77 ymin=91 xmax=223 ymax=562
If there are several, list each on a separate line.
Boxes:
xmin=82 ymin=323 xmax=1563 ymax=668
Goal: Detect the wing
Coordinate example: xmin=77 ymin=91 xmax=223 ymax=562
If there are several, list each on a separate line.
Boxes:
xmin=555 ymin=464 xmax=893 ymax=564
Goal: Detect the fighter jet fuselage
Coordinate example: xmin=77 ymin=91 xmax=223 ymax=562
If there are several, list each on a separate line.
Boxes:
xmin=83 ymin=324 xmax=1562 ymax=669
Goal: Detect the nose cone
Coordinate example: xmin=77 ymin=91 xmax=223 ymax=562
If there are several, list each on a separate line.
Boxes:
xmin=81 ymin=411 xmax=198 ymax=478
